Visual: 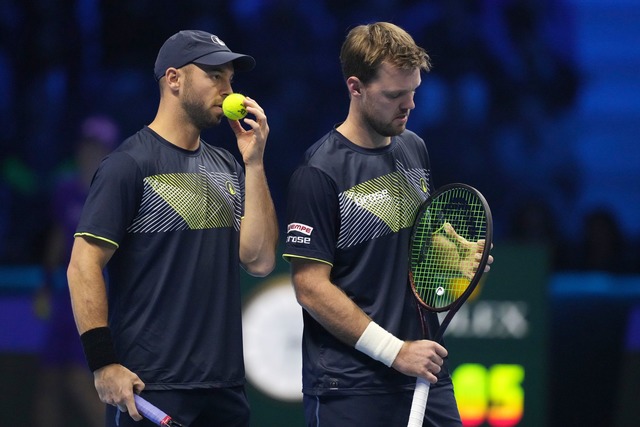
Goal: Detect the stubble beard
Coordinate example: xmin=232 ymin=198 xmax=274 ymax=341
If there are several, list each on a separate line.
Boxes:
xmin=362 ymin=106 xmax=407 ymax=138
xmin=182 ymin=79 xmax=220 ymax=130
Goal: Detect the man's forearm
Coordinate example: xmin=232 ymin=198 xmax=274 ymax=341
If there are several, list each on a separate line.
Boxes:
xmin=240 ymin=164 xmax=278 ymax=275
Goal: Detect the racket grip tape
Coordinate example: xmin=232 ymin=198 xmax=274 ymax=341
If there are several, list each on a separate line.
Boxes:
xmin=407 ymin=377 xmax=431 ymax=427
xmin=133 ymin=395 xmax=172 ymax=426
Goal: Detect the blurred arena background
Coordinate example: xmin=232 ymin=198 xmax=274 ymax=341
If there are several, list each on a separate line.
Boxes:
xmin=0 ymin=0 xmax=638 ymax=426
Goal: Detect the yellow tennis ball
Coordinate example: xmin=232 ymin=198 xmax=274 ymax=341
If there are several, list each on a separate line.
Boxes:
xmin=222 ymin=93 xmax=247 ymax=120
xmin=449 ymin=277 xmax=471 ymax=299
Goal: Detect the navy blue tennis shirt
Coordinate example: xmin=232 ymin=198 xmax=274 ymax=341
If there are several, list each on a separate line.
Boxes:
xmin=284 ymin=129 xmax=436 ymax=395
xmin=75 ymin=126 xmax=246 ymax=389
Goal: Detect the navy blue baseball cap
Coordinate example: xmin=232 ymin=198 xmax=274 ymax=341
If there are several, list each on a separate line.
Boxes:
xmin=154 ymin=30 xmax=256 ymax=81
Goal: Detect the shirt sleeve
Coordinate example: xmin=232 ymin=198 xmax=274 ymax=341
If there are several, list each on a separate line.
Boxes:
xmin=74 ymin=152 xmax=142 ymax=248
xmin=283 ymin=166 xmax=338 ymax=266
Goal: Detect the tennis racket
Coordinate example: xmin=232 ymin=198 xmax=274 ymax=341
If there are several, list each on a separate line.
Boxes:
xmin=406 ymin=183 xmax=493 ymax=427
xmin=133 ymin=395 xmax=184 ymax=427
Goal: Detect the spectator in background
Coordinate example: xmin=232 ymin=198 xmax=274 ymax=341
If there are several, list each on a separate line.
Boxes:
xmin=32 ymin=115 xmax=119 ymax=427
xmin=577 ymin=208 xmax=630 ymax=274
xmin=508 ymin=198 xmax=570 ymax=270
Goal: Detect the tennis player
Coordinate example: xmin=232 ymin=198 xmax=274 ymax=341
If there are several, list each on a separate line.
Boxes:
xmin=284 ymin=22 xmax=463 ymax=426
xmin=67 ymin=30 xmax=278 ymax=427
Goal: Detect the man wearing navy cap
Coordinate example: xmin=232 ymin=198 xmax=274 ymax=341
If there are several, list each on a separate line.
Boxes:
xmin=67 ymin=30 xmax=278 ymax=426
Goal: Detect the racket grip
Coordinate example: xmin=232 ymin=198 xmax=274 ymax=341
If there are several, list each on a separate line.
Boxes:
xmin=134 ymin=395 xmax=172 ymax=426
xmin=407 ymin=377 xmax=431 ymax=427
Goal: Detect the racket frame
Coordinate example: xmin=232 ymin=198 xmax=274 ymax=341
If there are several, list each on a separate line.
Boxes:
xmin=406 ymin=183 xmax=493 ymax=427
xmin=409 ymin=183 xmax=493 ymax=316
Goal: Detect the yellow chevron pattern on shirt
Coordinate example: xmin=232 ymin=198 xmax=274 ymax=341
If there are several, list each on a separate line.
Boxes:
xmin=337 ymin=163 xmax=428 ymax=249
xmin=128 ymin=169 xmax=240 ymax=233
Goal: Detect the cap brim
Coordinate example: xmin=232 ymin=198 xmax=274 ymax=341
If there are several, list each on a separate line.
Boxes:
xmin=193 ymin=51 xmax=256 ymax=72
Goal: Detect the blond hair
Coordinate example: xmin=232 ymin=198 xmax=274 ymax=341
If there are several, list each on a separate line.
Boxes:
xmin=340 ymin=22 xmax=431 ymax=84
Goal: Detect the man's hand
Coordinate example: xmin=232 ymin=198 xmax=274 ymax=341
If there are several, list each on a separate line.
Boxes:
xmin=94 ymin=364 xmax=146 ymax=421
xmin=433 ymin=222 xmax=493 ymax=279
xmin=392 ymin=340 xmax=448 ymax=384
xmin=228 ymin=96 xmax=269 ymax=167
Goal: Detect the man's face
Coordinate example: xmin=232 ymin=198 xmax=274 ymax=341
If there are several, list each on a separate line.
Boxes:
xmin=180 ymin=62 xmax=235 ymax=129
xmin=359 ymin=62 xmax=421 ymax=137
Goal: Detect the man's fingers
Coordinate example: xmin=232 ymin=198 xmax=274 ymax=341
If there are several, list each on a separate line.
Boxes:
xmin=133 ymin=379 xmax=145 ymax=394
xmin=444 ymin=223 xmax=473 ymax=248
xmin=125 ymin=396 xmax=142 ymax=421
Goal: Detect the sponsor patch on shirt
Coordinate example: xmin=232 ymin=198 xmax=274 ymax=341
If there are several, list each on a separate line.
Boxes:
xmin=287 ymin=222 xmax=314 ymax=236
xmin=286 ymin=222 xmax=313 ymax=245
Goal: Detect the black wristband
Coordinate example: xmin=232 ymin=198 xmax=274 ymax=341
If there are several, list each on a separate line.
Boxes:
xmin=80 ymin=327 xmax=118 ymax=372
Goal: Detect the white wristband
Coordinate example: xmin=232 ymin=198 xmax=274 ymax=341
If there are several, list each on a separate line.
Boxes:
xmin=355 ymin=321 xmax=404 ymax=367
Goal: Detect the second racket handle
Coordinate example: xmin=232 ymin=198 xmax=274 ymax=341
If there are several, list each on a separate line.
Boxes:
xmin=134 ymin=395 xmax=171 ymax=426
xmin=407 ymin=377 xmax=431 ymax=427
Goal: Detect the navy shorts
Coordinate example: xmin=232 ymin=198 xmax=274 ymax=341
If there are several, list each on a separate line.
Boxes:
xmin=107 ymin=387 xmax=249 ymax=427
xmin=303 ymin=377 xmax=461 ymax=427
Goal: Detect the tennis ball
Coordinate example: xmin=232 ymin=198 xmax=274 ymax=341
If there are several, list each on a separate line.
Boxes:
xmin=449 ymin=277 xmax=471 ymax=299
xmin=222 ymin=93 xmax=247 ymax=120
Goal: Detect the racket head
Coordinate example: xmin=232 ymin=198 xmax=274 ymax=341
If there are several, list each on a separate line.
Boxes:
xmin=409 ymin=183 xmax=493 ymax=312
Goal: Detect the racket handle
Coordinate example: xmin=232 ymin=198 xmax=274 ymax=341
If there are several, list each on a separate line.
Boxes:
xmin=134 ymin=395 xmax=173 ymax=426
xmin=407 ymin=377 xmax=431 ymax=427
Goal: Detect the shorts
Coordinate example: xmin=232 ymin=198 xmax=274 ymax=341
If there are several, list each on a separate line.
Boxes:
xmin=107 ymin=387 xmax=250 ymax=427
xmin=303 ymin=377 xmax=461 ymax=427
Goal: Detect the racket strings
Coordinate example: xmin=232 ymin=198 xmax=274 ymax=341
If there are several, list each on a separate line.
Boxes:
xmin=410 ymin=187 xmax=487 ymax=310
